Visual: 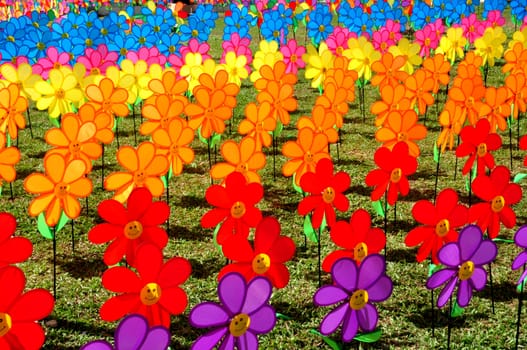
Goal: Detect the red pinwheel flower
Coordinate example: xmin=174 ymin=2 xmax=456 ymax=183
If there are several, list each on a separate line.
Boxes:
xmin=405 ymin=188 xmax=469 ymax=264
xmin=88 ymin=187 xmax=169 ymax=266
xmin=322 ymin=209 xmax=385 ymax=272
xmin=469 ymin=166 xmax=522 ymax=239
xmin=365 ymin=142 xmax=418 ymax=206
xmin=519 ymin=135 xmax=527 ymax=166
xmin=218 ymin=217 xmax=296 ymax=289
xmin=100 ymin=243 xmax=191 ymax=328
xmin=298 ymin=158 xmax=350 ymax=229
xmin=455 ymin=118 xmax=502 ymax=176
xmin=201 ymin=172 xmax=263 ymax=245
xmin=0 ymin=266 xmax=54 ymax=350
xmin=0 ymin=213 xmax=32 ymax=267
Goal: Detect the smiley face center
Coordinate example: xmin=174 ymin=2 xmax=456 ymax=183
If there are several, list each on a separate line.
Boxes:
xmin=252 ymin=253 xmax=271 ymax=274
xmin=397 ymin=132 xmax=408 ymax=142
xmin=55 ymin=88 xmax=66 ymax=99
xmin=123 ymin=220 xmax=143 ymax=239
xmin=230 ymin=201 xmax=246 ymax=219
xmin=435 ymin=219 xmax=450 ymax=237
xmin=134 ymin=169 xmax=147 ymax=185
xmin=322 ymin=187 xmax=336 ymax=203
xmin=477 ymin=143 xmax=487 ymax=157
xmin=491 ymin=195 xmax=505 ymax=212
xmin=353 ymin=242 xmax=368 ymax=262
xmin=69 ymin=141 xmax=81 ymax=155
xmin=0 ymin=313 xmax=12 ymax=337
xmin=236 ymin=163 xmax=249 ymax=174
xmin=458 ymin=261 xmax=475 ymax=281
xmin=349 ymin=289 xmax=369 ymax=310
xmin=304 ymin=151 xmax=314 ymax=164
xmin=229 ymin=313 xmax=251 ymax=337
xmin=54 ymin=182 xmax=69 ymax=199
xmin=390 ymin=168 xmax=402 ymax=183
xmin=140 ymin=282 xmax=161 ymax=306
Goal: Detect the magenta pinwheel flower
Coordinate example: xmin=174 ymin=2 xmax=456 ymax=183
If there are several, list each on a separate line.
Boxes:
xmin=426 ymin=225 xmax=497 ymax=308
xmin=80 ymin=314 xmax=170 ymax=350
xmin=313 ymin=255 xmax=393 ymax=342
xmin=189 ymin=273 xmax=276 ymax=350
xmin=512 ymin=225 xmax=527 ymax=285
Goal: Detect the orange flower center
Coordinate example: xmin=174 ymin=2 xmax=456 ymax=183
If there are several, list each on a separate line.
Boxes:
xmin=491 ymin=195 xmax=505 ymax=212
xmin=290 ymin=54 xmax=297 ymax=63
xmin=134 ymin=169 xmax=147 ymax=185
xmin=304 ymin=151 xmax=315 ymax=164
xmin=467 ymin=96 xmax=475 ymax=108
xmin=425 ymin=38 xmax=431 ymax=46
xmin=353 ymin=242 xmax=368 ymax=262
xmin=435 ymin=219 xmax=450 ymax=237
xmin=55 ymin=88 xmax=66 ymax=99
xmin=390 ymin=168 xmax=402 ymax=183
xmin=91 ymin=67 xmax=100 ymax=76
xmin=53 ymin=62 xmax=62 ymax=69
xmin=236 ymin=163 xmax=249 ymax=174
xmin=336 ymin=46 xmax=343 ymax=55
xmin=322 ymin=187 xmax=336 ymax=203
xmin=54 ymin=182 xmax=69 ymax=199
xmin=230 ymin=201 xmax=246 ymax=219
xmin=102 ymin=100 xmax=112 ymax=112
xmin=349 ymin=289 xmax=369 ymax=310
xmin=229 ymin=313 xmax=251 ymax=337
xmin=169 ymin=144 xmax=180 ymax=156
xmin=458 ymin=261 xmax=474 ymax=281
xmin=256 ymin=121 xmax=265 ymax=132
xmin=69 ymin=141 xmax=81 ymax=156
xmin=0 ymin=313 xmax=12 ymax=337
xmin=252 ymin=253 xmax=271 ymax=274
xmin=397 ymin=132 xmax=408 ymax=142
xmin=477 ymin=143 xmax=487 ymax=157
xmin=139 ymin=282 xmax=161 ymax=306
xmin=123 ymin=220 xmax=143 ymax=239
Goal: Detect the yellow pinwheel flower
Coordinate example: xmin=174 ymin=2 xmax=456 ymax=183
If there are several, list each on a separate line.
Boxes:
xmin=436 ymin=27 xmax=467 ymax=64
xmin=474 ymin=27 xmax=507 ymax=67
xmin=120 ymin=58 xmax=149 ymax=105
xmin=346 ymin=37 xmax=381 ymax=82
xmin=388 ymin=38 xmax=422 ymax=74
xmin=138 ymin=63 xmax=168 ymax=101
xmin=250 ymin=40 xmax=283 ymax=82
xmin=221 ymin=51 xmax=248 ymax=87
xmin=509 ymin=27 xmax=527 ymax=49
xmin=72 ymin=62 xmax=103 ymax=103
xmin=35 ymin=68 xmax=83 ymax=119
xmin=303 ymin=42 xmax=335 ymax=89
xmin=0 ymin=63 xmax=42 ymax=101
xmin=180 ymin=52 xmax=204 ymax=94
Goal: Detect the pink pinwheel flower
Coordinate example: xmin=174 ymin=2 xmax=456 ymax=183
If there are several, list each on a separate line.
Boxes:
xmin=167 ymin=53 xmax=184 ymax=77
xmin=76 ymin=44 xmax=118 ymax=76
xmin=372 ymin=28 xmax=393 ymax=54
xmin=415 ymin=24 xmax=439 ymax=57
xmin=430 ymin=18 xmax=446 ymax=39
xmin=462 ymin=13 xmax=485 ymax=44
xmin=33 ymin=46 xmax=72 ymax=80
xmin=484 ymin=10 xmax=505 ymax=29
xmin=126 ymin=47 xmax=167 ymax=67
xmin=222 ymin=33 xmax=252 ymax=72
xmin=280 ymin=39 xmax=306 ymax=74
xmin=384 ymin=19 xmax=402 ymax=44
xmin=326 ymin=26 xmax=353 ymax=57
xmin=180 ymin=38 xmax=211 ymax=62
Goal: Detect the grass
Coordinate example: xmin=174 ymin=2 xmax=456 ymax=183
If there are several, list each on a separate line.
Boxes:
xmin=2 ymin=8 xmax=527 ymax=350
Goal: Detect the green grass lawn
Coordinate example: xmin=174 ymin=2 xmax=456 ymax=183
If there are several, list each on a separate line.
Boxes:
xmin=2 ymin=9 xmax=527 ymax=350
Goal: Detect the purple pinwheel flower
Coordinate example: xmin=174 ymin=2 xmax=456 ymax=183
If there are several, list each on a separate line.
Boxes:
xmin=427 ymin=225 xmax=498 ymax=308
xmin=313 ymin=255 xmax=393 ymax=342
xmin=512 ymin=225 xmax=527 ymax=285
xmin=80 ymin=314 xmax=170 ymax=350
xmin=189 ymin=273 xmax=276 ymax=350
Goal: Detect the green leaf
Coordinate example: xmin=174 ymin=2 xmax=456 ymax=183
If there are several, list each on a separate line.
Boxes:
xmin=212 ymin=223 xmax=222 ymax=253
xmin=49 ymin=117 xmax=60 ymax=128
xmin=198 ymin=127 xmax=209 ymax=145
xmin=276 ymin=312 xmax=292 ymax=320
xmin=0 ymin=186 xmax=2 ymax=196
xmin=37 ymin=213 xmax=54 ymax=240
xmin=354 ymin=329 xmax=382 ymax=343
xmin=493 ymin=237 xmax=514 ymax=244
xmin=428 ymin=263 xmax=442 ymax=277
xmin=451 ymin=300 xmax=464 ymax=318
xmin=508 ymin=116 xmax=513 ymax=129
xmin=517 ymin=275 xmax=527 ymax=293
xmin=292 ymin=174 xmax=304 ymax=195
xmin=168 ymin=164 xmax=173 ymax=181
xmin=6 ymin=133 xmax=11 ymax=147
xmin=304 ymin=215 xmax=318 ymax=243
xmin=372 ymin=200 xmax=385 ymax=218
xmin=320 ymin=215 xmax=327 ymax=234
xmin=514 ymin=173 xmax=527 ymax=183
xmin=210 ymin=133 xmax=222 ymax=148
xmin=47 ymin=9 xmax=56 ymax=20
xmin=433 ymin=143 xmax=440 ymax=163
xmin=309 ymin=329 xmax=342 ymax=350
xmin=273 ymin=120 xmax=283 ymax=138
xmin=161 ymin=174 xmax=168 ymax=188
xmin=56 ymin=211 xmax=70 ymax=233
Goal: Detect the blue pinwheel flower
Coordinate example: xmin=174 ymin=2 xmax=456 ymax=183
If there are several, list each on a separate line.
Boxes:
xmin=51 ymin=18 xmax=78 ymax=42
xmin=23 ymin=27 xmax=53 ymax=62
xmin=131 ymin=23 xmax=157 ymax=47
xmin=92 ymin=15 xmax=120 ymax=44
xmin=337 ymin=0 xmax=354 ymax=28
xmin=179 ymin=16 xmax=209 ymax=43
xmin=28 ymin=10 xmax=50 ymax=30
xmin=483 ymin=0 xmax=507 ymax=18
xmin=511 ymin=0 xmax=527 ymax=24
xmin=107 ymin=31 xmax=140 ymax=62
xmin=66 ymin=9 xmax=88 ymax=29
xmin=194 ymin=3 xmax=219 ymax=30
xmin=147 ymin=8 xmax=174 ymax=41
xmin=385 ymin=1 xmax=408 ymax=28
xmin=0 ymin=41 xmax=30 ymax=65
xmin=261 ymin=10 xmax=287 ymax=45
xmin=107 ymin=11 xmax=130 ymax=33
xmin=77 ymin=26 xmax=105 ymax=50
xmin=223 ymin=4 xmax=254 ymax=40
xmin=410 ymin=0 xmax=438 ymax=30
xmin=348 ymin=8 xmax=374 ymax=37
xmin=158 ymin=32 xmax=181 ymax=57
xmin=370 ymin=1 xmax=391 ymax=29
xmin=276 ymin=3 xmax=293 ymax=29
xmin=0 ymin=20 xmax=26 ymax=46
xmin=306 ymin=4 xmax=333 ymax=46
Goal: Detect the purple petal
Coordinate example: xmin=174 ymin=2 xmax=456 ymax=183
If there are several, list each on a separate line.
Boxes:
xmin=80 ymin=341 xmax=113 ymax=350
xmin=248 ymin=305 xmax=276 ymax=334
xmin=469 ymin=267 xmax=487 ymax=291
xmin=457 ymin=280 xmax=473 ymax=307
xmin=242 ymin=277 xmax=272 ymax=314
xmin=437 ymin=243 xmax=461 ymax=267
xmin=219 ymin=273 xmax=246 ymax=315
xmin=515 ymin=225 xmax=527 ymax=248
xmin=341 ymin=308 xmax=359 ymax=342
xmin=189 ymin=302 xmax=229 ymax=328
xmin=313 ymin=285 xmax=349 ymax=306
xmin=358 ymin=254 xmax=386 ymax=290
xmin=426 ymin=269 xmax=456 ymax=289
xmin=470 ymin=240 xmax=497 ymax=266
xmin=366 ymin=276 xmax=393 ymax=302
xmin=332 ymin=258 xmax=358 ymax=292
xmin=437 ymin=276 xmax=458 ymax=308
xmin=320 ymin=303 xmax=349 ymax=336
xmin=459 ymin=225 xmax=483 ymax=261
xmin=139 ymin=327 xmax=170 ymax=350
xmin=191 ymin=328 xmax=228 ymax=350
xmin=357 ymin=303 xmax=378 ymax=332
xmin=219 ymin=333 xmax=235 ymax=350
xmin=238 ymin=332 xmax=258 ymax=350
xmin=518 ymin=270 xmax=527 ymax=286
xmin=512 ymin=251 xmax=527 ymax=270
xmin=115 ymin=314 xmax=148 ymax=350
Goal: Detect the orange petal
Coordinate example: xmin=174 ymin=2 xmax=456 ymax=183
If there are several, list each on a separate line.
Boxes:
xmin=44 ymin=154 xmax=66 ymax=184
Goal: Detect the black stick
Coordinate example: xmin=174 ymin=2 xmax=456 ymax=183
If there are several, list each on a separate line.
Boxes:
xmin=101 ymin=144 xmax=105 ymax=190
xmin=53 ymin=226 xmax=57 ymax=299
xmin=447 ymin=296 xmax=452 ymax=350
xmin=515 ymin=266 xmax=525 ymax=350
xmin=431 ymin=289 xmax=435 ymax=336
xmin=434 ymin=150 xmax=441 ymax=202
xmin=71 ymin=219 xmax=75 ymax=253
xmin=26 ymin=107 xmax=33 ymax=138
xmin=9 ymin=182 xmax=13 ymax=201
xmin=317 ymin=227 xmax=322 ymax=288
xmin=489 ymin=262 xmax=495 ymax=314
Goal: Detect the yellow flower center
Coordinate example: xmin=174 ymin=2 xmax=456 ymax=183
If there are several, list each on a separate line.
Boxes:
xmin=322 ymin=187 xmax=335 ymax=203
xmin=491 ymin=195 xmax=505 ymax=213
xmin=435 ymin=219 xmax=450 ymax=237
xmin=6 ymin=36 xmax=14 ymax=42
xmin=134 ymin=170 xmax=147 ymax=185
xmin=120 ymin=48 xmax=128 ymax=56
xmin=230 ymin=201 xmax=246 ymax=219
xmin=252 ymin=253 xmax=271 ymax=274
xmin=54 ymin=182 xmax=69 ymax=199
xmin=37 ymin=42 xmax=46 ymax=51
xmin=123 ymin=220 xmax=143 ymax=239
xmin=458 ymin=261 xmax=475 ymax=281
xmin=139 ymin=282 xmax=161 ymax=306
xmin=0 ymin=313 xmax=12 ymax=337
xmin=53 ymin=62 xmax=62 ymax=70
xmin=477 ymin=143 xmax=487 ymax=157
xmin=55 ymin=88 xmax=66 ymax=99
xmin=229 ymin=313 xmax=251 ymax=337
xmin=336 ymin=46 xmax=343 ymax=55
xmin=319 ymin=25 xmax=325 ymax=33
xmin=91 ymin=67 xmax=100 ymax=76
xmin=101 ymin=28 xmax=108 ymax=35
xmin=353 ymin=242 xmax=368 ymax=262
xmin=290 ymin=54 xmax=297 ymax=63
xmin=273 ymin=30 xmax=280 ymax=38
xmin=62 ymin=32 xmax=69 ymax=39
xmin=170 ymin=144 xmax=180 ymax=156
xmin=349 ymin=289 xmax=369 ymax=310
xmin=390 ymin=168 xmax=402 ymax=183
xmin=85 ymin=38 xmax=93 ymax=47
xmin=191 ymin=29 xmax=199 ymax=37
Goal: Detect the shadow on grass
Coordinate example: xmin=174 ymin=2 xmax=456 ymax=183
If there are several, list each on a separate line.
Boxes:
xmin=386 ymin=247 xmax=416 ymax=264
xmin=169 ymin=314 xmax=202 ymax=349
xmin=168 ymin=224 xmax=208 ymax=242
xmin=479 ymin=280 xmax=518 ymax=302
xmin=58 ymin=255 xmax=106 ymax=279
xmin=176 ymin=194 xmax=207 ymax=208
xmin=188 ymin=257 xmax=221 ymax=279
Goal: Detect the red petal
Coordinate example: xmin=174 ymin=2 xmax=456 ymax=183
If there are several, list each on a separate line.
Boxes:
xmin=141 ymin=201 xmax=170 ymax=226
xmin=98 ymin=199 xmax=128 ymax=225
xmin=503 ymin=183 xmax=523 ymax=205
xmin=102 ymin=266 xmax=142 ymax=293
xmin=405 ymin=227 xmax=432 ymax=247
xmin=128 ymin=187 xmax=153 ymax=220
xmin=330 ymin=220 xmax=355 ymax=249
xmin=135 ymin=244 xmax=163 ymax=281
xmin=266 ymin=263 xmax=290 ymax=289
xmin=267 ymin=236 xmax=295 ymax=263
xmin=158 ymin=257 xmax=192 ymax=288
xmin=299 ymin=171 xmax=321 ymax=194
xmin=88 ymin=223 xmax=122 ymax=244
xmin=201 ymin=208 xmax=228 ymax=228
xmin=331 ymin=171 xmax=351 ymax=192
xmin=254 ymin=217 xmax=280 ymax=253
xmin=365 ymin=228 xmax=386 ymax=253
xmin=244 ymin=182 xmax=264 ymax=205
xmin=471 ymin=175 xmax=496 ymax=201
xmin=8 ymin=289 xmax=53 ymax=321
xmin=298 ymin=195 xmax=321 ymax=216
xmin=100 ymin=294 xmax=140 ymax=321
xmin=332 ymin=193 xmax=349 ymax=212
xmin=141 ymin=226 xmax=169 ymax=250
xmin=500 ymin=206 xmax=517 ymax=229
xmin=158 ymin=287 xmax=188 ymax=315
xmin=218 ymin=263 xmax=253 ymax=282
xmin=0 ymin=213 xmax=16 ymax=241
xmin=205 ymin=185 xmax=230 ymax=208
xmin=0 ymin=237 xmax=32 ymax=266
xmin=412 ymin=200 xmax=436 ymax=225
xmin=242 ymin=206 xmax=262 ymax=227
xmin=0 ymin=267 xmax=24 ymax=311
xmin=103 ymin=237 xmax=128 ymax=266
xmin=7 ymin=322 xmax=45 ymax=350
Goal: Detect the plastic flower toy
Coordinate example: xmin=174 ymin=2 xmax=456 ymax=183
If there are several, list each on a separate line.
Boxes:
xmin=314 ymin=255 xmax=393 ymax=342
xmin=80 ymin=314 xmax=170 ymax=350
xmin=388 ymin=38 xmax=422 ymax=74
xmin=88 ymin=187 xmax=169 ymax=266
xmin=100 ymin=243 xmax=191 ymax=328
xmin=185 ymin=85 xmax=232 ymax=139
xmin=426 ymin=225 xmax=497 ymax=308
xmin=140 ymin=95 xmax=186 ymax=136
xmin=375 ymin=110 xmax=427 ymax=157
xmin=323 ymin=209 xmax=386 ymax=272
xmin=85 ymin=77 xmax=130 ymax=123
xmin=512 ymin=225 xmax=527 ymax=286
xmin=0 ymin=212 xmax=32 ymax=267
xmin=303 ymin=42 xmax=335 ymax=89
xmin=422 ymin=53 xmax=451 ymax=94
xmin=474 ymin=26 xmax=507 ymax=67
xmin=238 ymin=101 xmax=276 ymax=150
xmin=436 ymin=27 xmax=467 ymax=64
xmin=370 ymin=84 xmax=411 ymax=127
xmin=34 ymin=67 xmax=83 ymax=119
xmin=298 ymin=158 xmax=350 ymax=229
xmin=280 ymin=39 xmax=306 ymax=74
xmin=152 ymin=118 xmax=195 ymax=176
xmin=297 ymin=105 xmax=339 ymax=144
xmin=0 ymin=132 xmax=20 ymax=189
xmin=370 ymin=52 xmax=409 ymax=89
xmin=0 ymin=83 xmax=27 ymax=140
xmin=469 ymin=166 xmax=522 ymax=239
xmin=189 ymin=273 xmax=276 ymax=350
xmin=346 ymin=37 xmax=381 ymax=82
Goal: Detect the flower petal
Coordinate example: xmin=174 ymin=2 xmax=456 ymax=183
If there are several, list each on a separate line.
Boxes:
xmin=314 ymin=285 xmax=349 ymax=306
xmin=189 ymin=301 xmax=229 ymax=328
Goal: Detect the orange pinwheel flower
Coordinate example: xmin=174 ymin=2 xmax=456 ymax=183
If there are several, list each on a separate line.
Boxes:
xmin=437 ymin=100 xmax=464 ymax=152
xmin=0 ymin=132 xmax=20 ymax=187
xmin=460 ymin=51 xmax=483 ymax=70
xmin=195 ymin=70 xmax=239 ymax=109
xmin=256 ymin=80 xmax=297 ymax=126
xmin=422 ymin=53 xmax=451 ymax=94
xmin=297 ymin=104 xmax=339 ymax=144
xmin=0 ymin=83 xmax=27 ymax=140
xmin=315 ymin=82 xmax=349 ymax=128
xmin=85 ymin=77 xmax=130 ymax=123
xmin=453 ymin=61 xmax=484 ymax=88
xmin=140 ymin=94 xmax=185 ymax=136
xmin=282 ymin=127 xmax=330 ymax=186
xmin=24 ymin=154 xmax=92 ymax=226
xmin=479 ymin=86 xmax=511 ymax=132
xmin=503 ymin=42 xmax=527 ymax=75
xmin=77 ymin=103 xmax=114 ymax=145
xmin=505 ymin=72 xmax=527 ymax=119
xmin=405 ymin=68 xmax=435 ymax=115
xmin=254 ymin=61 xmax=298 ymax=92
xmin=145 ymin=69 xmax=190 ymax=106
xmin=45 ymin=114 xmax=102 ymax=173
xmin=448 ymin=78 xmax=486 ymax=126
xmin=238 ymin=101 xmax=276 ymax=151
xmin=370 ymin=52 xmax=409 ymax=88
xmin=375 ymin=110 xmax=427 ymax=157
xmin=325 ymin=56 xmax=357 ymax=103
xmin=185 ymin=88 xmax=232 ymax=139
xmin=210 ymin=136 xmax=266 ymax=184
xmin=370 ymin=84 xmax=411 ymax=127
xmin=152 ymin=118 xmax=195 ymax=176
xmin=104 ymin=142 xmax=169 ymax=203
